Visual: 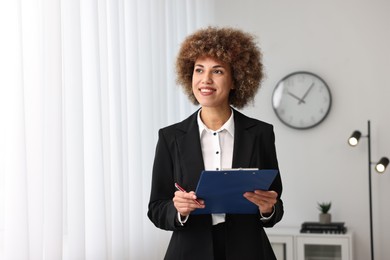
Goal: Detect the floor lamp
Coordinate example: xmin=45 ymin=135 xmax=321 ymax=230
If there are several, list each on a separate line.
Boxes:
xmin=348 ymin=120 xmax=389 ymax=260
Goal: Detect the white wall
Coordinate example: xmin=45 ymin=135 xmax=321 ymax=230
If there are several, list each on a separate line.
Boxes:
xmin=213 ymin=0 xmax=390 ymax=259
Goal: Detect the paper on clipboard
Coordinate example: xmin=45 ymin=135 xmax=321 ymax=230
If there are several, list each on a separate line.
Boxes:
xmin=192 ymin=169 xmax=278 ymax=215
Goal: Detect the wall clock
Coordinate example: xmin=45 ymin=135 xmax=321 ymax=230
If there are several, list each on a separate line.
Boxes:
xmin=272 ymin=71 xmax=332 ymax=130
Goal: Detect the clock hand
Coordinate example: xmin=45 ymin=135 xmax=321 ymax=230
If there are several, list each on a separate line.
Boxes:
xmin=299 ymin=82 xmax=315 ymax=104
xmin=288 ymin=92 xmax=306 ymax=104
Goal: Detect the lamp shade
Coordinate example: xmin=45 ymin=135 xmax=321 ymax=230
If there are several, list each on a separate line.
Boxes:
xmin=348 ymin=130 xmax=362 ymax=146
xmin=375 ymin=157 xmax=389 ymax=173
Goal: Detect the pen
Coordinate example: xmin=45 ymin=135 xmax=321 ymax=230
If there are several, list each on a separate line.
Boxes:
xmin=174 ymin=182 xmax=202 ymax=206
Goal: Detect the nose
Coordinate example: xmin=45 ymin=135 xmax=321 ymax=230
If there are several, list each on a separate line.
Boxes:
xmin=202 ymin=72 xmax=213 ymax=84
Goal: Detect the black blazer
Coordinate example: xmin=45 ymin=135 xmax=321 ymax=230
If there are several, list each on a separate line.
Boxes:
xmin=148 ymin=108 xmax=283 ymax=260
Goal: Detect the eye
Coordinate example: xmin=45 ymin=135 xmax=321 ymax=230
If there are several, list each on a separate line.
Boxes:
xmin=213 ymin=69 xmax=223 ymax=74
xmin=194 ymin=68 xmax=203 ymax=73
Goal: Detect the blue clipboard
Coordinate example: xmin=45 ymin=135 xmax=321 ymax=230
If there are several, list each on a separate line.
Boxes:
xmin=192 ymin=169 xmax=278 ymax=215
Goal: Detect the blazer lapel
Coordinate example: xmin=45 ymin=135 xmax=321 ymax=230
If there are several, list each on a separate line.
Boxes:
xmin=232 ymin=109 xmax=256 ymax=168
xmin=175 ymin=111 xmax=205 ymax=190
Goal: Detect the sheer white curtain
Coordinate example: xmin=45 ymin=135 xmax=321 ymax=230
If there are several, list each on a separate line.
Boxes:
xmin=0 ymin=0 xmax=214 ymax=259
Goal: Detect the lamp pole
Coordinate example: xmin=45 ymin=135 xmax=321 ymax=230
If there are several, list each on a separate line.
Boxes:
xmin=367 ymin=120 xmax=374 ymax=260
xmin=350 ymin=120 xmax=389 ymax=260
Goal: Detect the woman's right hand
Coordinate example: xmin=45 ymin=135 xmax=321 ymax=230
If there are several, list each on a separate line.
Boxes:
xmin=173 ymin=190 xmax=205 ymax=217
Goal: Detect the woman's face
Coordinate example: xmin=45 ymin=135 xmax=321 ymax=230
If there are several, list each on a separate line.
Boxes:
xmin=192 ymin=56 xmax=234 ymax=110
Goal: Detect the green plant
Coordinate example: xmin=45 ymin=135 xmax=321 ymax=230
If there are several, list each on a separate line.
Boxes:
xmin=317 ymin=202 xmax=332 ymax=214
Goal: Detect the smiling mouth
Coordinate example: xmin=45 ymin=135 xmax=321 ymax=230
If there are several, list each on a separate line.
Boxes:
xmin=199 ymin=87 xmax=216 ymax=93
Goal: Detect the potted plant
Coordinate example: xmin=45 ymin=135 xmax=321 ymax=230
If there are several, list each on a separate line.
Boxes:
xmin=317 ymin=202 xmax=332 ymax=224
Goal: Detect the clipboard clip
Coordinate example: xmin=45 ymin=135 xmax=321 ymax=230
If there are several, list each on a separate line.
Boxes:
xmin=221 ymin=168 xmax=259 ymax=171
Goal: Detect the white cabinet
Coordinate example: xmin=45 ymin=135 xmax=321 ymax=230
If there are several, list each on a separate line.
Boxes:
xmin=296 ymin=232 xmax=352 ymax=260
xmin=265 ymin=228 xmax=353 ymax=260
xmin=266 ymin=228 xmax=296 ymax=260
xmin=268 ymin=233 xmax=294 ymax=260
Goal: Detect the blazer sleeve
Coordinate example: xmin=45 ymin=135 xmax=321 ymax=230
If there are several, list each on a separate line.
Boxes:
xmin=147 ymin=129 xmax=183 ymax=231
xmin=261 ymin=125 xmax=284 ymax=227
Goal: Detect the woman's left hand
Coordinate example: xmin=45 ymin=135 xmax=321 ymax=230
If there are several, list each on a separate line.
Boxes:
xmin=243 ymin=190 xmax=278 ymax=215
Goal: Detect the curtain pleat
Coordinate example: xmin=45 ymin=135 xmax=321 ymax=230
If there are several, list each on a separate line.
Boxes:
xmin=42 ymin=0 xmax=64 ymax=258
xmin=123 ymin=1 xmax=144 ymax=259
xmin=80 ymin=0 xmax=108 ymax=258
xmin=0 ymin=0 xmax=214 ymax=259
xmin=62 ymin=0 xmax=85 ymax=259
xmin=1 ymin=1 xmax=30 ymax=259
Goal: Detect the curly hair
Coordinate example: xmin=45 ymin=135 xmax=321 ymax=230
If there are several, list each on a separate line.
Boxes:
xmin=176 ymin=26 xmax=264 ymax=109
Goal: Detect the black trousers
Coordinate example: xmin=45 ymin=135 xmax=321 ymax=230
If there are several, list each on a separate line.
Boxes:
xmin=212 ymin=222 xmax=227 ymax=260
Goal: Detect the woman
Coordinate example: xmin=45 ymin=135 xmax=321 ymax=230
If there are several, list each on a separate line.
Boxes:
xmin=147 ymin=27 xmax=283 ymax=260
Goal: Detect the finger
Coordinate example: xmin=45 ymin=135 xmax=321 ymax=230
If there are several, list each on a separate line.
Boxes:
xmin=256 ymin=196 xmax=277 ymax=206
xmin=176 ymin=190 xmax=200 ymax=201
xmin=174 ymin=191 xmax=195 ymax=202
xmin=174 ymin=199 xmax=204 ymax=216
xmin=173 ymin=193 xmax=205 ymax=212
xmin=254 ymin=190 xmax=278 ymax=198
xmin=243 ymin=192 xmax=260 ymax=205
xmin=252 ymin=191 xmax=277 ymax=204
xmin=243 ymin=192 xmax=276 ymax=207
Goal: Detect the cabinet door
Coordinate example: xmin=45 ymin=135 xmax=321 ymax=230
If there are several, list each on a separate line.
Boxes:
xmin=268 ymin=235 xmax=294 ymax=260
xmin=296 ymin=235 xmax=351 ymax=260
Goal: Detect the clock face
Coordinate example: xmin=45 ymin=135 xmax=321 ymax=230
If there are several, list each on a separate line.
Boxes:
xmin=272 ymin=72 xmax=332 ymax=129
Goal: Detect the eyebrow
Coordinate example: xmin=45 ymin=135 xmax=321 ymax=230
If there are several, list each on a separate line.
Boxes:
xmin=194 ymin=64 xmax=225 ymax=69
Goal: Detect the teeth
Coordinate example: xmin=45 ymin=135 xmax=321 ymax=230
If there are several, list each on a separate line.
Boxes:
xmin=200 ymin=88 xmax=214 ymax=93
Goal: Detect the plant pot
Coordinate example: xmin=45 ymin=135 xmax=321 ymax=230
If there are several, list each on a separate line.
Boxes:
xmin=319 ymin=213 xmax=331 ymax=224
